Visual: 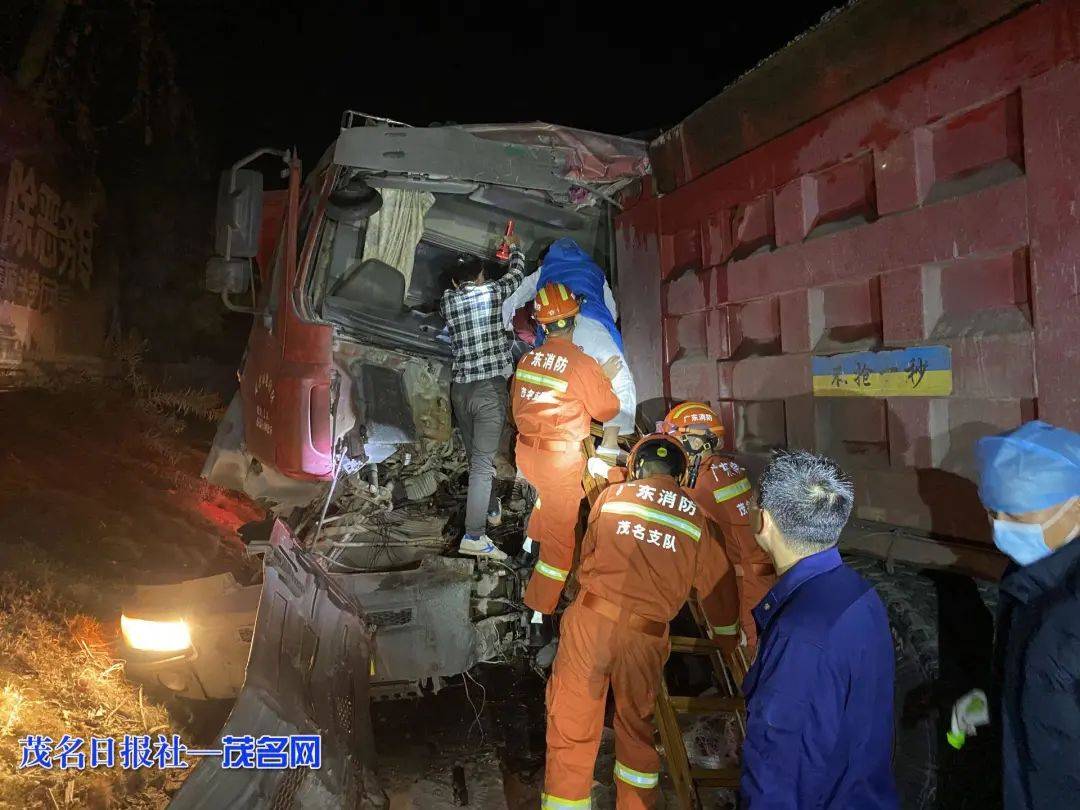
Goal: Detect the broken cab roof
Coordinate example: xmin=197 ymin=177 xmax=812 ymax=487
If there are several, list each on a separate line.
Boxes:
xmin=333 ymin=121 xmax=648 ymax=202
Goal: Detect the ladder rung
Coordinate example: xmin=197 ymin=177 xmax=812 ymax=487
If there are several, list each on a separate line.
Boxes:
xmin=667 ymin=695 xmax=744 ymax=714
xmin=670 ymin=636 xmax=724 ymax=655
xmin=689 ymin=767 xmax=741 ymax=788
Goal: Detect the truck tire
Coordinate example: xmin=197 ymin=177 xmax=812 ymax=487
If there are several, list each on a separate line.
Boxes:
xmin=846 ymin=555 xmax=1001 ymax=810
xmin=846 ymin=556 xmax=938 ymax=810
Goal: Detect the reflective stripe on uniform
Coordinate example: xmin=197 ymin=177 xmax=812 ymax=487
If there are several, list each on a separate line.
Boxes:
xmin=541 ymin=794 xmax=591 ymax=809
xmin=712 ymin=621 xmax=739 ymax=636
xmin=600 ymin=501 xmax=701 ymax=541
xmin=535 ymin=560 xmax=568 ymax=582
xmin=614 ymin=761 xmax=659 ymax=789
xmin=669 ymin=402 xmax=699 ymax=420
xmin=516 ymin=369 xmax=568 ymax=392
xmin=713 ymin=477 xmax=751 ymax=503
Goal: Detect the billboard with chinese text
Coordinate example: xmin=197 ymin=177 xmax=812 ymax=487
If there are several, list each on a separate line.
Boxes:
xmin=0 ymin=78 xmax=104 ymax=368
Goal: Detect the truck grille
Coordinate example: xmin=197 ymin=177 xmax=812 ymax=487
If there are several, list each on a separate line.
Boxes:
xmin=368 ymin=608 xmax=413 ymax=628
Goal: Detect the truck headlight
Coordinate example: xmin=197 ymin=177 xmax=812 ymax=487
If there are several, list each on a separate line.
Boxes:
xmin=120 ymin=615 xmax=192 ymax=653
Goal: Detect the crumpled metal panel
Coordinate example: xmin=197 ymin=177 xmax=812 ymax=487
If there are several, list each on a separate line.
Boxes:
xmin=461 ymin=122 xmax=649 ymax=184
xmin=201 ymin=393 xmax=324 ymax=513
xmin=337 ymin=342 xmax=452 ymax=454
xmin=170 ymin=521 xmax=383 ymax=809
xmin=334 ymin=125 xmax=573 ymax=197
xmin=332 ymin=556 xmax=476 ymax=692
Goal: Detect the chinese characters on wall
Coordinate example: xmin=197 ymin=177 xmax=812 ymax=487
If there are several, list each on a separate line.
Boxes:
xmin=812 ymin=346 xmax=952 ymax=397
xmin=0 ymin=158 xmax=94 ymax=314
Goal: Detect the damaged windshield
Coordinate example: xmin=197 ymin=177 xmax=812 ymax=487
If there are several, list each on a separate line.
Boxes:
xmin=307 ymin=170 xmax=613 ymax=356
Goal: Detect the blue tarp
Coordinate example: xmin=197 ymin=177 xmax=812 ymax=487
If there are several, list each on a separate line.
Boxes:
xmin=535 ymin=238 xmax=623 ymax=352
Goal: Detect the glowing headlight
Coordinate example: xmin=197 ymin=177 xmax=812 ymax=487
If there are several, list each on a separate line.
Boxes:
xmin=120 ymin=615 xmax=192 ymax=653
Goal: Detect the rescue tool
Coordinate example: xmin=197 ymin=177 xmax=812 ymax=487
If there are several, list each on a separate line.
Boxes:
xmin=495 ymin=219 xmax=515 ymax=262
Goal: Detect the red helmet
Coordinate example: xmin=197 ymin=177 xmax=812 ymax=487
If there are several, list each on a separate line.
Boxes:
xmin=534 ymin=282 xmax=580 ymax=326
xmin=626 ymin=433 xmax=691 ymax=484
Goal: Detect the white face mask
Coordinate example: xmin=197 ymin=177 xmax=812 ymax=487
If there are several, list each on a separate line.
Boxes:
xmin=992 ymin=497 xmax=1079 ymax=566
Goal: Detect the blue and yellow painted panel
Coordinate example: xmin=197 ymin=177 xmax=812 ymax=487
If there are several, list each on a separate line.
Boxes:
xmin=812 ymin=346 xmax=952 ymax=397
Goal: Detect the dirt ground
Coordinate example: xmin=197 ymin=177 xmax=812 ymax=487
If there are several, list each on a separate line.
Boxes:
xmin=373 ymin=663 xmax=738 ymax=810
xmin=0 ymin=380 xmax=261 ymax=809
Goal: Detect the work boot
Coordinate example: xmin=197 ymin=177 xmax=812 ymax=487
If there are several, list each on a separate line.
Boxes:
xmin=514 ymin=537 xmax=538 ymax=567
xmin=487 ymin=497 xmax=503 ymax=528
xmin=534 ymin=638 xmax=559 ymax=670
xmin=528 ymin=611 xmax=553 ymax=648
xmin=458 ymin=534 xmax=508 ymax=561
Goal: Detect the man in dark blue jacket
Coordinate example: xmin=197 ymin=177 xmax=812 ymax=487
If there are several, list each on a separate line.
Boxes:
xmin=741 ymin=450 xmax=898 ymax=809
xmin=974 ymin=420 xmax=1080 ymax=809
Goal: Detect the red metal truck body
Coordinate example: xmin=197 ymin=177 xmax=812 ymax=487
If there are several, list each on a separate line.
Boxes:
xmin=239 ymin=157 xmax=336 ymax=483
xmin=615 ymin=0 xmax=1080 ymax=548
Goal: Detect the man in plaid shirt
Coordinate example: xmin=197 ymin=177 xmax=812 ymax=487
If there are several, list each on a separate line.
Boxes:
xmin=440 ymin=233 xmax=527 ymax=559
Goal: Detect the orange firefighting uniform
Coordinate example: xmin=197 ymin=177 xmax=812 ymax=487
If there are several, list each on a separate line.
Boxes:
xmin=543 ymin=475 xmax=739 ymax=810
xmin=687 ymin=453 xmax=776 ymax=650
xmin=512 ymin=335 xmax=620 ymax=614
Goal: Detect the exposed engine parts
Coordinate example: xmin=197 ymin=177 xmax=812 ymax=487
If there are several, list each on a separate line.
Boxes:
xmin=289 ymin=432 xmax=537 ymax=695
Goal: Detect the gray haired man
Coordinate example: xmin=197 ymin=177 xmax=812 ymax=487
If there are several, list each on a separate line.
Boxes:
xmin=741 ymin=450 xmax=898 ymax=809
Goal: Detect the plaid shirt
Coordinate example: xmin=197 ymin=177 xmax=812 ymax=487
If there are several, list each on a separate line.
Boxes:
xmin=441 ymin=248 xmax=526 ymax=384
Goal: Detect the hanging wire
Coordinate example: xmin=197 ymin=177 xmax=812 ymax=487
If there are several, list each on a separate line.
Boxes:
xmin=461 ymin=669 xmax=487 ymax=746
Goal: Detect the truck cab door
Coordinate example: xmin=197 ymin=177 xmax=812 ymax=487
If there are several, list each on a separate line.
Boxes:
xmin=239 ymin=157 xmax=336 ymax=481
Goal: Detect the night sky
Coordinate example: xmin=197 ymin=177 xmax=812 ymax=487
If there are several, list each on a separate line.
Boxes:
xmin=162 ymin=1 xmax=840 ymax=167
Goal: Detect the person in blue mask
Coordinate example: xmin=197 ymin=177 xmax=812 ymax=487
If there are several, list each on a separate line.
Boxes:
xmin=967 ymin=420 xmax=1080 ymax=809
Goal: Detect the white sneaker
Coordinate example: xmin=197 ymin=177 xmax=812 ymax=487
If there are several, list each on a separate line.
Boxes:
xmin=458 ymin=534 xmax=508 ymax=561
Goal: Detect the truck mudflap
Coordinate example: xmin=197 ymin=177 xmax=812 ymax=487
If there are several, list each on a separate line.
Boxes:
xmin=170 ymin=521 xmax=385 ymax=809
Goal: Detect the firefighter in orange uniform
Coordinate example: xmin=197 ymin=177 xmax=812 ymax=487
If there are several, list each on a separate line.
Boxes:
xmin=663 ymin=402 xmax=776 ymax=652
xmin=543 ymin=434 xmax=739 ymax=810
xmin=512 ymin=282 xmax=622 ymax=625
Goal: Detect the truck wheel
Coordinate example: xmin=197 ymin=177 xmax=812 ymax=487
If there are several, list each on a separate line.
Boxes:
xmin=845 ymin=556 xmax=939 ymax=810
xmin=846 ymin=555 xmax=1002 ymax=810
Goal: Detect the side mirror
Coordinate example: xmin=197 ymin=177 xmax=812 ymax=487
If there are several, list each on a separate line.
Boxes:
xmin=214 ymin=169 xmax=264 ymax=259
xmin=205 ymin=257 xmax=251 ymax=295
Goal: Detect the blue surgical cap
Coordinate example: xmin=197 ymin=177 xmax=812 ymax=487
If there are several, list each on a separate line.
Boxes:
xmin=976 ymin=420 xmax=1080 ymax=514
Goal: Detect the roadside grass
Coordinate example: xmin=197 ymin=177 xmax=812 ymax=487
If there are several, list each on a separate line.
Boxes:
xmin=0 ymin=546 xmax=188 ymax=809
xmin=0 ymin=366 xmax=238 ymax=809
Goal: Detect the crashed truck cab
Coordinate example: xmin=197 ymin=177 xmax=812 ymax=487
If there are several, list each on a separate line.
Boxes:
xmin=120 ymin=114 xmax=648 ymax=705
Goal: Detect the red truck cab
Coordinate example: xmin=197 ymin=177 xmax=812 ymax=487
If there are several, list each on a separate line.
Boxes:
xmin=204 ymin=119 xmax=647 ymax=509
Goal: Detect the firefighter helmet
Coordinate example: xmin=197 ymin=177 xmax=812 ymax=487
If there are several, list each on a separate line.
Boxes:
xmin=627 ymin=433 xmax=691 ymax=484
xmin=664 ymin=402 xmax=722 ymax=434
xmin=662 ymin=402 xmax=723 ymax=456
xmin=534 ymin=282 xmax=580 ymax=327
